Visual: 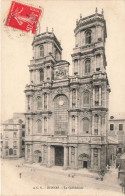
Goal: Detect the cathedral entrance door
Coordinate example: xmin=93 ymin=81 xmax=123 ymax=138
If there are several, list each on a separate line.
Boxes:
xmin=55 ymin=146 xmax=64 ymax=166
xmin=83 ymin=161 xmax=87 ymax=168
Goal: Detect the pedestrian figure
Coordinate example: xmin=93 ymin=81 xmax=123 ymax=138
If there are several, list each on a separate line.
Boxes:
xmin=19 ymin=172 xmax=22 ymax=178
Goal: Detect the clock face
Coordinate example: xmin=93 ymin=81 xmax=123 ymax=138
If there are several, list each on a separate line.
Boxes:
xmin=58 ymin=100 xmax=64 ymax=106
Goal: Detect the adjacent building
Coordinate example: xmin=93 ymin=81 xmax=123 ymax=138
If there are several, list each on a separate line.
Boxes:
xmin=109 ymin=116 xmax=125 ymax=155
xmin=2 ymin=113 xmax=25 ymax=159
xmin=24 ymin=10 xmax=110 ymax=171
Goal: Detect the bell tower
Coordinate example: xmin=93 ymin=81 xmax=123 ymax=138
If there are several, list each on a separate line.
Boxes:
xmin=30 ymin=28 xmax=62 ymax=84
xmin=72 ymin=8 xmax=107 ymax=77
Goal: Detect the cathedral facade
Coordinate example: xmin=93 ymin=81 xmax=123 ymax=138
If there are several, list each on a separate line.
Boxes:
xmin=24 ymin=10 xmax=110 ymax=171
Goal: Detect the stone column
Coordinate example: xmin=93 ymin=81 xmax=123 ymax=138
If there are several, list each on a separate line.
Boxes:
xmin=75 ymin=147 xmax=78 ymax=169
xmin=69 ymin=116 xmax=72 ymax=135
xmin=92 ymin=115 xmax=94 ymax=135
xmin=34 ymin=70 xmax=36 ymax=84
xmin=36 ymin=69 xmax=40 ymax=84
xmin=42 ymin=117 xmax=44 ymax=134
xmin=30 ymin=117 xmax=33 ymax=135
xmin=69 ymin=146 xmax=71 ymax=168
xmin=75 ymin=115 xmax=78 ymax=135
xmin=99 ymin=115 xmax=101 ymax=135
xmin=76 ymin=89 xmax=78 ymax=107
xmin=30 ymin=144 xmax=33 ymax=163
xmin=70 ymin=90 xmax=72 ymax=108
xmin=47 ymin=93 xmax=48 ymax=110
xmin=99 ymin=87 xmax=101 ymax=106
xmin=91 ymin=148 xmax=94 ymax=169
xmin=25 ymin=144 xmax=27 ymax=161
xmin=98 ymin=149 xmax=100 ymax=169
xmin=42 ymin=93 xmax=44 ymax=110
xmin=93 ymin=88 xmax=95 ymax=106
xmin=63 ymin=146 xmax=68 ymax=169
xmin=47 ymin=145 xmax=51 ymax=167
xmin=47 ymin=117 xmax=48 ymax=134
xmin=41 ymin=145 xmax=44 ymax=165
xmin=30 ymin=70 xmax=33 ymax=82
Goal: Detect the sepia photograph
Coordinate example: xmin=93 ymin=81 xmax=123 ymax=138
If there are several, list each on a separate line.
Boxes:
xmin=1 ymin=0 xmax=125 ymax=195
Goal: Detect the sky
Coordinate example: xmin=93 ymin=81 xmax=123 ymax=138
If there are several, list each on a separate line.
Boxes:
xmin=1 ymin=0 xmax=125 ymax=121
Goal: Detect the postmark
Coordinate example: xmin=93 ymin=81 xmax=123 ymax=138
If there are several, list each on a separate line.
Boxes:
xmin=5 ymin=1 xmax=42 ymax=34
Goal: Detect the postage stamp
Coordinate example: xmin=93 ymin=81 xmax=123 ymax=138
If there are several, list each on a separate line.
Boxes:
xmin=5 ymin=1 xmax=42 ymax=34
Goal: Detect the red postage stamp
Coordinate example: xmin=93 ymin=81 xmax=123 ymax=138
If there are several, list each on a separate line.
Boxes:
xmin=5 ymin=1 xmax=42 ymax=34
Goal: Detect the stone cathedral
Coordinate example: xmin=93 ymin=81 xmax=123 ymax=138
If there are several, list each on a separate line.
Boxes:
xmin=24 ymin=10 xmax=110 ymax=171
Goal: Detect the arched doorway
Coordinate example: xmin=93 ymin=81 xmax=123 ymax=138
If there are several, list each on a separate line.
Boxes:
xmin=54 ymin=95 xmax=68 ymax=135
xmin=78 ymin=153 xmax=90 ymax=168
xmin=34 ymin=150 xmax=42 ymax=163
xmin=9 ymin=148 xmax=13 ymax=155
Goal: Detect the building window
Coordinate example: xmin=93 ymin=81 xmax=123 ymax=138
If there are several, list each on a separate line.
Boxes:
xmin=85 ymin=31 xmax=91 ymax=44
xmin=37 ymin=96 xmax=42 ymax=109
xmin=85 ymin=59 xmax=90 ymax=74
xmin=95 ymin=86 xmax=99 ymax=105
xmin=72 ymin=116 xmax=75 ymax=133
xmin=44 ymin=93 xmax=47 ymax=109
xmin=9 ymin=148 xmax=13 ymax=155
xmin=14 ymin=150 xmax=17 ymax=155
xmin=13 ymin=141 xmax=17 ymax=147
xmin=95 ymin=114 xmax=99 ymax=132
xmin=5 ymin=132 xmax=8 ymax=138
xmin=22 ymin=124 xmax=25 ymax=129
xmin=110 ymin=124 xmax=114 ymax=131
xmin=40 ymin=45 xmax=44 ymax=57
xmin=22 ymin=131 xmax=25 ymax=137
xmin=74 ymin=59 xmax=78 ymax=74
xmin=83 ymin=91 xmax=89 ymax=106
xmin=37 ymin=120 xmax=42 ymax=133
xmin=13 ymin=132 xmax=17 ymax=138
xmin=40 ymin=69 xmax=44 ymax=81
xmin=83 ymin=118 xmax=89 ymax=133
xmin=118 ymin=148 xmax=122 ymax=153
xmin=72 ymin=89 xmax=76 ymax=108
xmin=44 ymin=117 xmax=47 ymax=133
xmin=94 ymin=129 xmax=98 ymax=135
xmin=22 ymin=140 xmax=25 ymax=145
xmin=119 ymin=124 xmax=123 ymax=131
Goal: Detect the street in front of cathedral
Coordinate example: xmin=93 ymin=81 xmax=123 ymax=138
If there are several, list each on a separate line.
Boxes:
xmin=1 ymin=158 xmax=123 ymax=196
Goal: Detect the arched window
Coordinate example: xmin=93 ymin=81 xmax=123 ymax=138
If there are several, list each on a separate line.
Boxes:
xmin=83 ymin=91 xmax=89 ymax=106
xmin=83 ymin=118 xmax=89 ymax=133
xmin=74 ymin=59 xmax=78 ymax=74
xmin=85 ymin=31 xmax=91 ymax=44
xmin=37 ymin=96 xmax=42 ymax=109
xmin=44 ymin=117 xmax=47 ymax=133
xmin=94 ymin=114 xmax=99 ymax=135
xmin=9 ymin=148 xmax=13 ymax=155
xmin=72 ymin=89 xmax=76 ymax=108
xmin=72 ymin=116 xmax=75 ymax=133
xmin=37 ymin=120 xmax=42 ymax=133
xmin=44 ymin=93 xmax=47 ymax=109
xmin=40 ymin=69 xmax=44 ymax=81
xmin=40 ymin=45 xmax=44 ymax=57
xmin=95 ymin=86 xmax=99 ymax=105
xmin=85 ymin=59 xmax=91 ymax=74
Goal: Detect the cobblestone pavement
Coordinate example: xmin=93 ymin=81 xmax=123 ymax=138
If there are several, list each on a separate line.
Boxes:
xmin=1 ymin=158 xmax=123 ymax=196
